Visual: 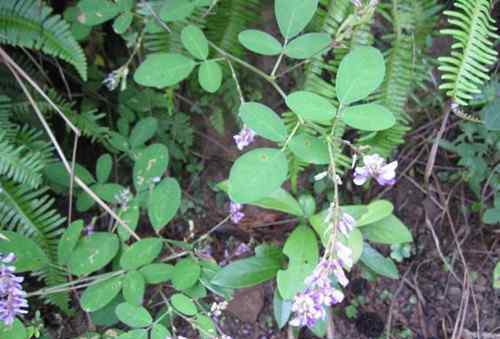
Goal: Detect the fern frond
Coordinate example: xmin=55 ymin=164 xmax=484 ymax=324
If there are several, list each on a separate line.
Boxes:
xmin=0 ymin=131 xmax=44 ymax=188
xmin=0 ymin=0 xmax=87 ymax=80
xmin=205 ymin=0 xmax=261 ymax=57
xmin=0 ymin=179 xmax=68 ymax=311
xmin=438 ymin=0 xmax=499 ymax=106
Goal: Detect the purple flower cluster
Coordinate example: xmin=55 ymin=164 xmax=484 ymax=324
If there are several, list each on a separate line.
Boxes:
xmin=0 ymin=253 xmax=28 ymax=326
xmin=353 ymin=154 xmax=398 ymax=186
xmin=229 ymin=202 xmax=245 ymax=223
xmin=233 ymin=126 xmax=255 ymax=151
xmin=290 ymin=259 xmax=345 ymax=327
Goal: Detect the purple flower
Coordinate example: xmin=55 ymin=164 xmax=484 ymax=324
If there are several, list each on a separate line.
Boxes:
xmin=233 ymin=243 xmax=250 ymax=257
xmin=290 ymin=259 xmax=345 ymax=327
xmin=335 ymin=241 xmax=353 ymax=269
xmin=233 ymin=127 xmax=255 ymax=151
xmin=0 ymin=253 xmax=28 ymax=326
xmin=353 ymin=154 xmax=398 ymax=186
xmin=338 ymin=211 xmax=356 ymax=236
xmin=229 ymin=202 xmax=245 ymax=223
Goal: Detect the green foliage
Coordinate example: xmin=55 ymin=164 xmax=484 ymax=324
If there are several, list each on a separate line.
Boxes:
xmin=0 ymin=0 xmax=87 ymax=80
xmin=438 ymin=0 xmax=499 ymax=106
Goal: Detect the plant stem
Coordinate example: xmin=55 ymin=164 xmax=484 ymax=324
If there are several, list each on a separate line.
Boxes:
xmin=208 ymin=41 xmax=287 ymax=100
xmin=271 ymin=39 xmax=288 ymax=78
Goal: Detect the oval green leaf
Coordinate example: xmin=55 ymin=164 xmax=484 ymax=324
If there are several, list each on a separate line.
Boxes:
xmin=58 ymin=220 xmax=84 ymax=265
xmin=288 ymin=133 xmax=329 ymax=164
xmin=96 ymin=154 xmax=113 ymax=184
xmin=129 ymin=117 xmax=159 ymax=148
xmin=342 ymin=103 xmax=395 ymax=131
xmin=171 ymin=293 xmax=198 ymax=316
xmin=275 ymin=0 xmax=319 ymax=39
xmin=0 ymin=231 xmax=48 ymax=272
xmin=148 ymin=177 xmax=181 ymax=231
xmin=360 ymin=243 xmax=399 ymax=279
xmin=117 ymin=329 xmax=148 ymax=339
xmin=80 ymin=276 xmax=123 ymax=312
xmin=286 ymin=91 xmax=336 ymax=122
xmin=285 ymin=33 xmax=330 ymax=59
xmin=139 ymin=263 xmax=173 ymax=284
xmin=78 ymin=0 xmax=119 ymax=26
xmin=336 ymin=46 xmax=386 ymax=105
xmin=133 ymin=143 xmax=169 ymax=191
xmin=228 ymin=148 xmax=288 ymax=204
xmin=362 ymin=215 xmax=413 ymax=244
xmin=198 ymin=60 xmax=222 ymax=93
xmin=181 ymin=25 xmax=209 ymax=60
xmin=123 ymin=270 xmax=145 ymax=306
xmin=172 ymin=258 xmax=201 ymax=290
xmin=238 ymin=30 xmax=283 ymax=56
xmin=115 ymin=303 xmax=153 ymax=328
xmin=239 ymin=102 xmax=288 ymax=142
xmin=120 ymin=238 xmax=163 ymax=270
xmin=357 ymin=200 xmax=394 ymax=226
xmin=113 ymin=11 xmax=133 ymax=34
xmin=277 ymin=225 xmax=319 ymax=299
xmin=0 ymin=319 xmax=27 ymax=339
xmin=68 ymin=232 xmax=119 ymax=276
xmin=134 ymin=53 xmax=196 ymax=88
xmin=151 ymin=324 xmax=171 ymax=339
xmin=160 ymin=0 xmax=195 ymax=22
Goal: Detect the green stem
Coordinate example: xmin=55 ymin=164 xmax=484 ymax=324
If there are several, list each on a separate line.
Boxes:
xmin=208 ymin=41 xmax=287 ymax=99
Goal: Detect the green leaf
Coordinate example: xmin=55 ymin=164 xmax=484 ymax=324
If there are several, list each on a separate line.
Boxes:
xmin=133 ymin=143 xmax=169 ymax=191
xmin=494 ymin=262 xmax=500 ymax=289
xmin=139 ymin=263 xmax=173 ymax=284
xmin=253 ymin=188 xmax=304 ymax=216
xmin=117 ymin=329 xmax=147 ymax=339
xmin=90 ymin=295 xmax=123 ymax=326
xmin=285 ymin=33 xmax=330 ymax=59
xmin=239 ymin=102 xmax=288 ymax=142
xmin=148 ymin=178 xmax=181 ymax=231
xmin=115 ymin=303 xmax=153 ymax=328
xmin=120 ymin=238 xmax=163 ymax=270
xmin=273 ymin=290 xmax=292 ymax=329
xmin=170 ymin=293 xmax=198 ymax=316
xmin=113 ymin=12 xmax=133 ymax=34
xmin=109 ymin=132 xmax=130 ymax=152
xmin=117 ymin=0 xmax=134 ymax=12
xmin=184 ymin=282 xmax=207 ymax=299
xmin=58 ymin=220 xmax=85 ymax=265
xmin=80 ymin=276 xmax=123 ymax=312
xmin=0 ymin=319 xmax=27 ymax=339
xmin=160 ymin=0 xmax=195 ymax=22
xmin=45 ymin=162 xmax=95 ymax=188
xmin=483 ymin=207 xmax=500 ymax=224
xmin=275 ymin=0 xmax=319 ymax=39
xmin=78 ymin=0 xmax=120 ymax=26
xmin=483 ymin=97 xmax=500 ymax=131
xmin=129 ymin=117 xmax=159 ymax=148
xmin=194 ymin=315 xmax=217 ymax=339
xmin=362 ymin=215 xmax=413 ymax=244
xmin=347 ymin=228 xmax=364 ymax=264
xmin=198 ymin=60 xmax=223 ymax=93
xmin=117 ymin=204 xmax=140 ymax=242
xmin=357 ymin=200 xmax=394 ymax=226
xmin=0 ymin=231 xmax=48 ymax=272
xmin=238 ymin=30 xmax=283 ymax=56
xmin=228 ymin=148 xmax=288 ymax=204
xmin=277 ymin=225 xmax=319 ymax=299
xmin=181 ymin=25 xmax=209 ymax=60
xmin=286 ymin=91 xmax=336 ymax=122
xmin=68 ymin=233 xmax=119 ymax=276
xmin=288 ymin=133 xmax=329 ymax=164
xmin=134 ymin=53 xmax=196 ymax=88
xmin=212 ymin=255 xmax=282 ymax=288
xmin=342 ymin=103 xmax=395 ymax=131
xmin=96 ymin=154 xmax=113 ymax=184
xmin=151 ymin=324 xmax=171 ymax=339
xmin=336 ymin=46 xmax=386 ymax=105
xmin=172 ymin=258 xmax=201 ymax=290
xmin=123 ymin=271 xmax=145 ymax=306
xmin=360 ymin=244 xmax=399 ymax=279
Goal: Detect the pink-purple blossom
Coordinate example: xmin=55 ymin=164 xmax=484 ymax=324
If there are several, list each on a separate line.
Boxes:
xmin=338 ymin=211 xmax=356 ymax=236
xmin=290 ymin=259 xmax=345 ymax=327
xmin=233 ymin=127 xmax=255 ymax=151
xmin=229 ymin=202 xmax=245 ymax=223
xmin=0 ymin=253 xmax=28 ymax=326
xmin=353 ymin=154 xmax=398 ymax=186
xmin=335 ymin=241 xmax=353 ymax=269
